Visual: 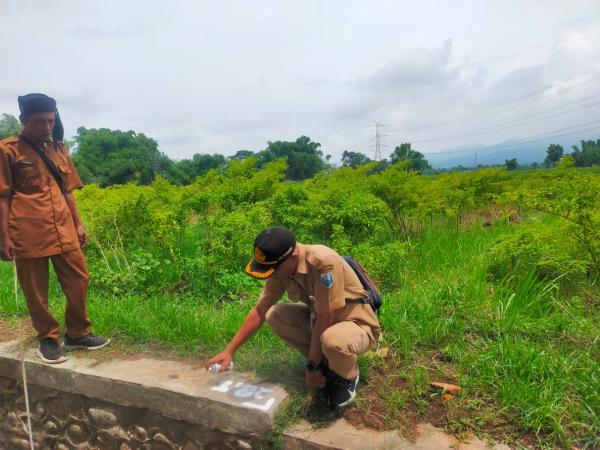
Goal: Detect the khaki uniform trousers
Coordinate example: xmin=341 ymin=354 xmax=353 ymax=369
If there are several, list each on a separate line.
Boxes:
xmin=265 ymin=303 xmax=372 ymax=379
xmin=15 ymin=248 xmax=91 ymax=342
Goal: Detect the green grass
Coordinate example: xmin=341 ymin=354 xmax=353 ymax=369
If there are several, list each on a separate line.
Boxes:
xmin=1 ymin=219 xmax=598 ymax=449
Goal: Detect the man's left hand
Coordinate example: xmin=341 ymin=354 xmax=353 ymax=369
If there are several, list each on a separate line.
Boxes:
xmin=76 ymin=224 xmax=88 ymax=248
xmin=305 ymin=369 xmax=326 ymax=391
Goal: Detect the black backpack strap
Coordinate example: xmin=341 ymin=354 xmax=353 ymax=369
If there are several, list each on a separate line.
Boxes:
xmin=19 ymin=135 xmax=65 ymax=192
xmin=346 ymin=297 xmax=381 ymax=317
xmin=343 ymin=255 xmax=383 ymax=315
xmin=346 ymin=297 xmax=371 ymax=305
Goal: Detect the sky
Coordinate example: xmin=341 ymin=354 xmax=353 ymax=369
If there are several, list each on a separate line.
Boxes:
xmin=1 ymin=0 xmax=600 ymax=163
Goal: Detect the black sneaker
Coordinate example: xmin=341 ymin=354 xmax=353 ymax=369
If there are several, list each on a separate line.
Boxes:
xmin=327 ymin=372 xmax=359 ymax=408
xmin=320 ymin=362 xmax=334 ymax=393
xmin=37 ymin=339 xmax=69 ymax=364
xmin=64 ymin=333 xmax=110 ymax=350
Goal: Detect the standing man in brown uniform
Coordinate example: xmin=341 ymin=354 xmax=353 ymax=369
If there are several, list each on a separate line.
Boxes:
xmin=0 ymin=93 xmax=109 ymax=364
xmin=207 ymin=227 xmax=381 ymax=408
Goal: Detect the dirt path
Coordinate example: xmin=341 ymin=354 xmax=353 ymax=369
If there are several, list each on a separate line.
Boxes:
xmin=0 ymin=317 xmax=30 ymax=343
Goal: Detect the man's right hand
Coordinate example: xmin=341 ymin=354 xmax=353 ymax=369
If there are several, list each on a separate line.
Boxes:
xmin=0 ymin=239 xmax=15 ymax=261
xmin=205 ymin=351 xmax=233 ymax=372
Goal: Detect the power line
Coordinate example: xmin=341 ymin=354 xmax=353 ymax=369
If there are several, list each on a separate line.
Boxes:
xmin=410 ymin=98 xmax=600 ymax=144
xmin=394 ymin=64 xmax=600 ymax=132
xmin=408 ymin=89 xmax=600 ymax=140
xmin=422 ymin=120 xmax=600 ymax=157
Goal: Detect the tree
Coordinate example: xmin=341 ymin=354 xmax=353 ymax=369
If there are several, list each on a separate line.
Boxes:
xmin=260 ymin=136 xmax=326 ymax=180
xmin=72 ymin=127 xmax=173 ymax=186
xmin=544 ymin=144 xmax=563 ymax=167
xmin=172 ymin=153 xmax=226 ymax=184
xmin=571 ymin=139 xmax=600 ymax=167
xmin=555 ymin=155 xmax=575 ymax=169
xmin=389 ymin=143 xmax=431 ymax=172
xmin=228 ymin=150 xmax=255 ymax=161
xmin=341 ymin=150 xmax=371 ymax=168
xmin=504 ymin=158 xmax=518 ymax=171
xmin=0 ymin=113 xmax=21 ymax=139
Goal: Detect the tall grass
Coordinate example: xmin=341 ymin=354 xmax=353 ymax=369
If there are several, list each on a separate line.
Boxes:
xmin=0 ymin=219 xmax=598 ymax=448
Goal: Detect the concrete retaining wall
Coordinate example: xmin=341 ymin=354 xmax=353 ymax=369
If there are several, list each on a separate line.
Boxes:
xmin=0 ymin=339 xmax=286 ymax=450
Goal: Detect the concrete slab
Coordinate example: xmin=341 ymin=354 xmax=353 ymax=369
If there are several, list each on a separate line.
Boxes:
xmin=0 ymin=338 xmax=287 ymax=438
xmin=0 ymin=338 xmax=511 ymax=449
xmin=282 ymin=419 xmax=511 ymax=450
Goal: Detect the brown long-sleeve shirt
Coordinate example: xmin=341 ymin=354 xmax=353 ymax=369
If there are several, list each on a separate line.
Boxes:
xmin=0 ymin=135 xmax=83 ymax=259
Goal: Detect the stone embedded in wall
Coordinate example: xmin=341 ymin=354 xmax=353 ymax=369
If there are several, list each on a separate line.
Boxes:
xmin=65 ymin=415 xmax=92 ymax=445
xmin=152 ymin=432 xmax=177 ymax=449
xmin=94 ymin=426 xmax=130 ymax=449
xmin=8 ymin=437 xmax=33 ymax=450
xmin=0 ymin=376 xmax=260 ymax=449
xmin=129 ymin=425 xmax=149 ymax=442
xmin=235 ymin=439 xmax=254 ymax=450
xmin=44 ymin=418 xmax=61 ymax=438
xmin=88 ymin=408 xmax=118 ymax=427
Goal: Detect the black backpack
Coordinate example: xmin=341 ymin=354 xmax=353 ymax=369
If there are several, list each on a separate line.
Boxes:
xmin=343 ymin=256 xmax=382 ymax=314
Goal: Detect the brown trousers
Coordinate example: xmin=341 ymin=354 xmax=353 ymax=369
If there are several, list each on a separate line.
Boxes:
xmin=16 ymin=248 xmax=91 ymax=342
xmin=265 ymin=303 xmax=372 ymax=379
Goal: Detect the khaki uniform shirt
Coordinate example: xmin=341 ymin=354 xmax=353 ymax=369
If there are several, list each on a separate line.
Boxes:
xmin=0 ymin=135 xmax=83 ymax=259
xmin=258 ymin=243 xmax=381 ymax=343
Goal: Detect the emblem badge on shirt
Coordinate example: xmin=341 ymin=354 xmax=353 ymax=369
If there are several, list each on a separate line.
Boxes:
xmin=321 ymin=272 xmax=334 ymax=288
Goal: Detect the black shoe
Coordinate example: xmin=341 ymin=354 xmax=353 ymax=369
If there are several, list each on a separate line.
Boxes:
xmin=327 ymin=372 xmax=359 ymax=408
xmin=64 ymin=333 xmax=110 ymax=350
xmin=320 ymin=362 xmax=334 ymax=393
xmin=37 ymin=339 xmax=69 ymax=364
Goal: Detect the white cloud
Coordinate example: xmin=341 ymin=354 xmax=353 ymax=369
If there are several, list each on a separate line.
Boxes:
xmin=1 ymin=0 xmax=600 ymax=163
xmin=559 ymin=29 xmax=600 ymax=58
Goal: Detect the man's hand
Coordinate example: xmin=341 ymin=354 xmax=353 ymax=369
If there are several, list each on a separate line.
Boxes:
xmin=205 ymin=351 xmax=233 ymax=373
xmin=76 ymin=224 xmax=88 ymax=248
xmin=305 ymin=369 xmax=327 ymax=391
xmin=0 ymin=238 xmax=15 ymax=261
xmin=203 ymin=305 xmax=267 ymax=374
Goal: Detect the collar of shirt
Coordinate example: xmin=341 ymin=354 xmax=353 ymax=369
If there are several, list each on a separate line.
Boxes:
xmin=19 ymin=132 xmax=54 ymax=150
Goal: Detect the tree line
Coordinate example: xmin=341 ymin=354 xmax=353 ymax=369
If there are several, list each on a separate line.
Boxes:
xmin=2 ymin=112 xmax=599 ymax=186
xmin=543 ymin=141 xmax=600 ymax=168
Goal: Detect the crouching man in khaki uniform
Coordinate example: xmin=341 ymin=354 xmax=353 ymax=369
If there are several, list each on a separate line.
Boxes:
xmin=206 ymin=227 xmax=381 ymax=408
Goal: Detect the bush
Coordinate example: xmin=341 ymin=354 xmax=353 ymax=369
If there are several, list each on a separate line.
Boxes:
xmin=352 ymin=240 xmax=409 ymax=291
xmin=487 ymin=225 xmax=587 ymax=283
xmin=90 ymin=249 xmax=171 ymax=295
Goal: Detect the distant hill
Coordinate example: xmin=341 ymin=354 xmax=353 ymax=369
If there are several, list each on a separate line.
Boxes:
xmin=424 ymin=134 xmax=598 ymax=169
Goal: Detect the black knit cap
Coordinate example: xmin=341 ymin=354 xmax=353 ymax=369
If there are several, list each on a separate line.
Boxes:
xmin=245 ymin=227 xmax=296 ymax=279
xmin=18 ymin=93 xmax=64 ymax=141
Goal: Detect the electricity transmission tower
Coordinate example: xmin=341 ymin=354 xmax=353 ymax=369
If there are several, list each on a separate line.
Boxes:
xmin=369 ymin=120 xmax=388 ymax=160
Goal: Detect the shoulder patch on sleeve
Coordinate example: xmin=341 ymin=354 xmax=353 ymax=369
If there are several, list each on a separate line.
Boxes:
xmin=320 ymin=271 xmax=334 ymax=289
